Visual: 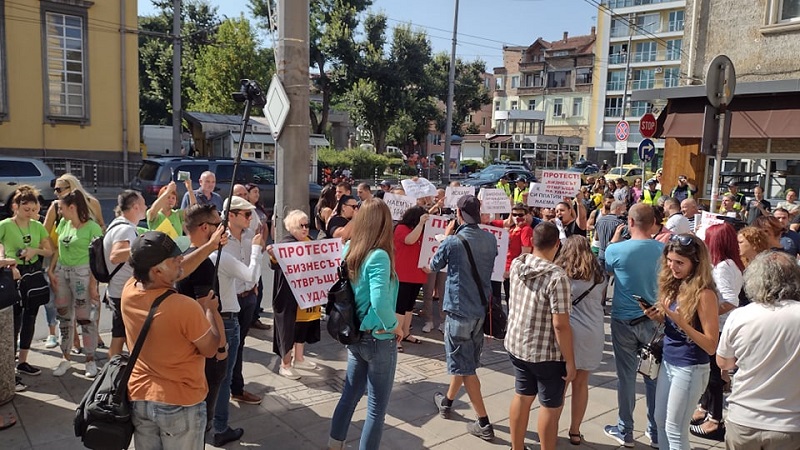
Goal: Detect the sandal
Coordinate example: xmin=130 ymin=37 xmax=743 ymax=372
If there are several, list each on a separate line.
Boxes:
xmin=0 ymin=412 xmax=17 ymax=430
xmin=397 ymin=345 xmax=404 ymax=353
xmin=690 ymin=409 xmax=707 ymax=426
xmin=568 ymin=432 xmax=583 ymax=445
xmin=402 ymin=336 xmax=421 ymax=344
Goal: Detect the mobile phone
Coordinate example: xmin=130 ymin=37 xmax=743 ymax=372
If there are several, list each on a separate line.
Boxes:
xmin=632 ymin=295 xmax=652 ymax=309
xmin=177 ymin=170 xmax=191 ymax=181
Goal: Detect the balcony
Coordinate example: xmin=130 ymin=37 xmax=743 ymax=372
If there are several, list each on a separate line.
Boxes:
xmin=605 ymin=0 xmax=679 ymax=7
xmin=609 ymin=53 xmax=628 ymax=64
xmin=632 ymin=79 xmax=655 ymax=90
xmin=633 ymin=50 xmax=658 ymax=63
xmin=607 ymin=80 xmax=626 ymax=91
xmin=604 ymin=107 xmax=623 ymax=118
xmin=519 ymin=60 xmax=546 ymax=71
xmin=668 ymin=20 xmax=685 ymax=32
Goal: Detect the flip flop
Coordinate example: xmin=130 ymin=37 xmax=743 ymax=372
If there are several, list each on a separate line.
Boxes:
xmin=568 ymin=432 xmax=583 ymax=445
xmin=396 ymin=345 xmax=404 ymax=353
xmin=0 ymin=413 xmax=17 ymax=431
xmin=402 ymin=336 xmax=421 ymax=344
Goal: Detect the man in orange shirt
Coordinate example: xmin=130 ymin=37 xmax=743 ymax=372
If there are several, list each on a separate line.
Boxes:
xmin=122 ymin=231 xmax=223 ymax=448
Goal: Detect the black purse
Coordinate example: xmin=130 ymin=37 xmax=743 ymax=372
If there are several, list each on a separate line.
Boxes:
xmin=18 ymin=261 xmax=49 ymax=308
xmin=457 ymin=235 xmax=507 ymax=340
xmin=325 ymin=261 xmax=362 ymax=345
xmin=0 ymin=267 xmax=20 ymax=310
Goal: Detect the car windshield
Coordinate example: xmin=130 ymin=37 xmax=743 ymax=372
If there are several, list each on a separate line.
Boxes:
xmin=567 ymin=167 xmax=584 ymax=172
xmin=608 ymin=167 xmax=625 ymax=175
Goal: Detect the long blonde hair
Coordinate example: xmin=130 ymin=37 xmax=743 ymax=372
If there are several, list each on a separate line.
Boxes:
xmin=345 ymin=198 xmax=395 ymax=282
xmin=555 ymin=235 xmax=605 ymax=283
xmin=658 ymin=234 xmax=716 ymax=325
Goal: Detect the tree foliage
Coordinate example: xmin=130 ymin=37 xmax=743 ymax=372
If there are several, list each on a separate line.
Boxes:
xmin=427 ymin=53 xmax=490 ymax=135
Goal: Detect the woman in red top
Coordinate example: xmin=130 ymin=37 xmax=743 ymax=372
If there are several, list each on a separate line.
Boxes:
xmin=393 ymin=206 xmax=429 ymax=352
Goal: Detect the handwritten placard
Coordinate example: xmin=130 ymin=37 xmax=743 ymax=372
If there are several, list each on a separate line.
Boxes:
xmin=478 ymin=225 xmax=509 ymax=282
xmin=445 ymin=186 xmax=475 ymax=209
xmin=527 ymin=170 xmax=582 ymax=208
xmin=401 ymin=177 xmax=438 ymax=199
xmin=271 ymin=238 xmax=343 ymax=309
xmin=417 ymin=215 xmax=450 ymax=269
xmin=383 ymin=192 xmax=416 ymax=221
xmin=695 ymin=211 xmax=726 ymax=241
xmin=479 ymin=188 xmax=512 ymax=214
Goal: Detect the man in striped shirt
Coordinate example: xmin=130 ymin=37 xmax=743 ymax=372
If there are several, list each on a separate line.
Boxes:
xmin=505 ymin=222 xmax=576 ymax=450
xmin=595 ymin=200 xmax=627 ymax=268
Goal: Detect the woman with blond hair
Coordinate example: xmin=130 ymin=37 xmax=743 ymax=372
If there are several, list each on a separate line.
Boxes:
xmin=328 ymin=198 xmax=400 ymax=450
xmin=554 ymin=235 xmax=607 ymax=445
xmin=643 ymin=234 xmax=720 ymax=450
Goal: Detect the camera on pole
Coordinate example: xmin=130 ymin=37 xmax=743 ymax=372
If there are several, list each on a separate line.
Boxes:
xmin=231 ymin=79 xmax=267 ymax=107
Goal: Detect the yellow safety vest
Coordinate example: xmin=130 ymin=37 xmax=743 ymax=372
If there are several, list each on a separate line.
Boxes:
xmin=642 ymin=189 xmax=662 ymax=206
xmin=496 ymin=181 xmax=511 ymax=197
xmin=513 ymin=187 xmax=529 ymax=204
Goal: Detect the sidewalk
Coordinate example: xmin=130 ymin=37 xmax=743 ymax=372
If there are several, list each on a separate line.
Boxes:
xmin=2 ymin=310 xmax=725 ymax=449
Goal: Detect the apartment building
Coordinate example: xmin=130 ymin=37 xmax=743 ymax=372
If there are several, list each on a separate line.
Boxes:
xmin=589 ymin=0 xmax=686 ymax=164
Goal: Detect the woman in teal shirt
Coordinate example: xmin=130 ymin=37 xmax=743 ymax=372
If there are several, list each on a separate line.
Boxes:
xmin=48 ymin=191 xmax=103 ymax=379
xmin=329 ymin=198 xmax=400 ymax=450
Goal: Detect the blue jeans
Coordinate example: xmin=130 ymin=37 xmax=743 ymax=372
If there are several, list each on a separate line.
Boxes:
xmin=610 ymin=318 xmax=658 ymax=436
xmin=231 ymin=292 xmax=257 ymax=396
xmin=444 ymin=314 xmax=485 ymax=376
xmin=655 ymin=361 xmax=710 ymax=450
xmin=213 ymin=317 xmax=240 ymax=433
xmin=132 ymin=400 xmax=206 ymax=450
xmin=329 ymin=335 xmax=398 ymax=450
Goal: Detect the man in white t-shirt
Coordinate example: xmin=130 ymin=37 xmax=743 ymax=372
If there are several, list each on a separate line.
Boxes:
xmin=717 ymin=251 xmax=800 ymax=449
xmin=663 ymin=197 xmax=691 ymax=234
xmin=103 ymin=190 xmax=147 ymax=357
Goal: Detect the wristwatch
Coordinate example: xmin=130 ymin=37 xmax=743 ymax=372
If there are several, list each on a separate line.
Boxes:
xmin=217 ymin=343 xmax=229 ymax=354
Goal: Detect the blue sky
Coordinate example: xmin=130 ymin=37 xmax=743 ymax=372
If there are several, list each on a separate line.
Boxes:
xmin=138 ymin=0 xmax=599 ymax=70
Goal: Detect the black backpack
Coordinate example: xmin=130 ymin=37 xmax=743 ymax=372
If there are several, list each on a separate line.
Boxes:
xmin=325 ymin=261 xmax=362 ymax=345
xmin=89 ymin=221 xmax=130 ymax=284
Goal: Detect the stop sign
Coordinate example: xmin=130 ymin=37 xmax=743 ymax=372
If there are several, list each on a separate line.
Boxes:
xmin=640 ymin=113 xmax=657 ymax=138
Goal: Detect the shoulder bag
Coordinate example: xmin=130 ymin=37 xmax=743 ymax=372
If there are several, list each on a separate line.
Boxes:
xmin=325 ymin=260 xmax=362 ymax=345
xmin=18 ymin=259 xmax=49 ymax=309
xmin=0 ymin=267 xmax=20 ymax=310
xmin=636 ymin=324 xmax=664 ymax=380
xmin=457 ymin=235 xmax=507 ymax=339
xmin=75 ymin=289 xmax=174 ymax=450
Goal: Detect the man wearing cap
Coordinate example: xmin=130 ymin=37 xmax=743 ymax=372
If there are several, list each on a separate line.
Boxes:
xmin=722 ymin=181 xmax=746 ymax=213
xmin=424 ymin=195 xmax=498 ymax=441
xmin=670 ymin=175 xmax=697 ymax=203
xmin=375 ymin=180 xmax=392 ymax=200
xmin=122 ymin=231 xmax=224 ymax=448
xmin=640 ymin=179 xmax=662 ymax=206
xmin=211 ymin=196 xmax=266 ymax=446
xmin=496 ymin=175 xmax=512 ymax=198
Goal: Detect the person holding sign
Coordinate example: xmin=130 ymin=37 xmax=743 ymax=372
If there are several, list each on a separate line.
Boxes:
xmin=393 ymin=206 xmax=429 ymax=351
xmin=329 ymin=199 xmax=400 ymax=450
xmin=147 ymin=180 xmax=195 ymax=237
xmin=554 ymin=195 xmax=588 ymax=239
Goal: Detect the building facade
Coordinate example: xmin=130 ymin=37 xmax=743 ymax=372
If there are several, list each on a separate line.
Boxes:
xmin=0 ymin=0 xmax=139 ymax=162
xmin=589 ymin=0 xmax=686 ymax=164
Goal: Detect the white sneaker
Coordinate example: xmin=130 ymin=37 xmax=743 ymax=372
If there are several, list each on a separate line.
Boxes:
xmin=53 ymin=360 xmax=72 ymax=377
xmin=85 ymin=361 xmax=98 ymax=378
xmin=422 ymin=322 xmax=434 ymax=333
xmin=279 ymin=366 xmax=301 ymax=380
xmin=45 ymin=335 xmax=58 ymax=349
xmin=438 ymin=323 xmax=445 ymax=333
xmin=292 ymin=359 xmax=318 ymax=370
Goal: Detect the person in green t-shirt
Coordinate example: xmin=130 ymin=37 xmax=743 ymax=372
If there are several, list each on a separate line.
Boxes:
xmin=147 ymin=179 xmax=195 ymax=238
xmin=0 ymin=185 xmax=54 ymax=380
xmin=48 ymin=190 xmax=103 ymax=379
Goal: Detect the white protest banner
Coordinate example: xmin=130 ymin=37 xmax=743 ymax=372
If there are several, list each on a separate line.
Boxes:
xmin=271 ymin=238 xmax=343 ymax=309
xmin=417 ymin=215 xmax=450 ymax=269
xmin=444 ymin=186 xmax=475 ymax=209
xmin=401 ymin=177 xmax=438 ymax=199
xmin=383 ymin=192 xmax=416 ymax=221
xmin=479 ymin=188 xmax=512 ymax=214
xmin=478 ymin=225 xmax=510 ymax=282
xmin=527 ymin=170 xmax=582 ymax=208
xmin=695 ymin=211 xmax=726 ymax=241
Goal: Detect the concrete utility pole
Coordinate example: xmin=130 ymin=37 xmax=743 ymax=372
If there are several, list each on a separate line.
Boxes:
xmin=171 ymin=0 xmax=182 ymax=156
xmin=442 ymin=0 xmax=460 ymax=184
xmin=619 ymin=13 xmax=634 ymax=169
xmin=275 ymin=0 xmax=310 ymax=240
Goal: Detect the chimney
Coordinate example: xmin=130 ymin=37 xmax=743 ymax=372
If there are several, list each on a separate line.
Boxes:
xmin=591 ymin=26 xmax=596 ymax=36
xmin=563 ymin=31 xmax=569 ymax=42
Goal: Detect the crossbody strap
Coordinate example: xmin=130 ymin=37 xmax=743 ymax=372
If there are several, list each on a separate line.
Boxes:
xmin=572 ymin=279 xmax=601 ymax=307
xmin=106 ymin=220 xmax=135 ymax=280
xmin=456 ymin=234 xmax=488 ymax=307
xmin=113 ymin=289 xmax=174 ymax=403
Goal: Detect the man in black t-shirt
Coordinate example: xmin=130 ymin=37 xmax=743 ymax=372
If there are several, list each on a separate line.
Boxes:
xmin=746 ymin=186 xmax=771 ymax=225
xmin=326 ymin=195 xmax=359 ymax=241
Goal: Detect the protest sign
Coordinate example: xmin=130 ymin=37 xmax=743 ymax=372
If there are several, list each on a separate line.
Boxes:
xmin=445 ymin=186 xmax=475 ymax=209
xmin=479 ymin=188 xmax=512 ymax=214
xmin=401 ymin=177 xmax=438 ymax=199
xmin=271 ymin=238 xmax=343 ymax=309
xmin=695 ymin=211 xmax=726 ymax=240
xmin=417 ymin=215 xmax=450 ymax=269
xmin=527 ymin=170 xmax=581 ymax=208
xmin=478 ymin=224 xmax=510 ymax=282
xmin=383 ymin=192 xmax=416 ymax=221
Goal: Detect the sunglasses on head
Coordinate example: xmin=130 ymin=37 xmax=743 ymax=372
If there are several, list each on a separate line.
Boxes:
xmin=669 ymin=234 xmax=694 ymax=246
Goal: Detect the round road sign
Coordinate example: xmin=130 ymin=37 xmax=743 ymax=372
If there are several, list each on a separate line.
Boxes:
xmin=638 ymin=138 xmax=656 ymax=162
xmin=639 ymin=113 xmax=657 ymax=138
xmin=615 ymin=120 xmax=630 ymax=141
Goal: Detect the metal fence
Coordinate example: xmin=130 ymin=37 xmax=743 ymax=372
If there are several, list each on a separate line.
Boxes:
xmin=41 ymin=158 xmax=139 ymax=188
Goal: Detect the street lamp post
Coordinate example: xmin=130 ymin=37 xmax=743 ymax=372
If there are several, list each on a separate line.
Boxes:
xmin=442 ymin=0 xmax=459 ymax=184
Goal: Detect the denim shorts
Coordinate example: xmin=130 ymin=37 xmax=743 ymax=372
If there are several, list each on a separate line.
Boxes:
xmin=509 ymin=354 xmax=567 ymax=408
xmin=444 ymin=315 xmax=484 ymax=376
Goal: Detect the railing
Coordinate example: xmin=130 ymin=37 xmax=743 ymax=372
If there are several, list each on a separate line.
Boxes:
xmin=632 ymin=79 xmax=655 ymax=90
xmin=607 ymin=80 xmax=626 ymax=91
xmin=604 ymin=107 xmax=623 ymax=117
xmin=605 ymin=0 xmax=675 ymax=8
xmin=41 ymin=158 xmax=139 ymax=188
xmin=668 ymin=20 xmax=685 ymax=32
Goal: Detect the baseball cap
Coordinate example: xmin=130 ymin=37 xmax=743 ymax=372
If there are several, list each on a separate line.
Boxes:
xmin=129 ymin=231 xmax=182 ymax=272
xmin=457 ymin=195 xmax=481 ymax=224
xmin=223 ymin=195 xmax=256 ymax=212
xmin=728 ymin=180 xmax=738 ymax=187
xmin=646 ymin=178 xmax=657 ymax=185
xmin=380 ymin=180 xmax=392 ymax=187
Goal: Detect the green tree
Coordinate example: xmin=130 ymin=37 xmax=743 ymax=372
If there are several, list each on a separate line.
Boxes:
xmin=427 ymin=53 xmax=490 ymax=135
xmin=188 ymin=17 xmax=274 ymax=115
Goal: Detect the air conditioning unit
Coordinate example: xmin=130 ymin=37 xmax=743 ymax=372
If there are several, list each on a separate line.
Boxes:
xmin=561 ymin=113 xmax=567 ymax=119
xmin=655 ymin=67 xmax=664 ymax=74
xmin=512 ymin=134 xmax=524 ymax=143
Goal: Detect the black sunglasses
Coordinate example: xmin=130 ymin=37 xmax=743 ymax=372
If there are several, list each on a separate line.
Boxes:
xmin=203 ymin=221 xmax=222 ymax=227
xmin=54 ymin=187 xmax=69 ymax=193
xmin=669 ymin=234 xmax=693 ymax=246
xmin=345 ymin=203 xmax=359 ymax=210
xmin=511 ymin=213 xmax=526 ymax=217
xmin=234 ymin=211 xmax=253 ymax=218
xmin=299 ymin=223 xmax=310 ymax=229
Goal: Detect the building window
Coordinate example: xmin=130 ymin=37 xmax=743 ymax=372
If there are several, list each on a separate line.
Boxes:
xmin=0 ymin=0 xmax=6 ymax=121
xmin=552 ymin=98 xmax=563 ymax=117
xmin=510 ymin=101 xmax=518 ymax=110
xmin=551 ymin=50 xmax=569 ymax=57
xmin=43 ymin=8 xmax=88 ymax=121
xmin=767 ymin=0 xmax=800 ymax=23
xmin=494 ymin=101 xmax=500 ymax=111
xmin=637 ymin=13 xmax=661 ymax=34
xmin=572 ymin=98 xmax=583 ymax=117
xmin=610 ymin=18 xmax=629 ymax=38
xmin=483 ymin=77 xmax=492 ymax=89
xmin=634 ymin=41 xmax=657 ymax=63
xmin=527 ymin=99 xmax=536 ymax=110
xmin=576 ymin=67 xmax=592 ymax=84
xmin=668 ymin=10 xmax=685 ymax=32
xmin=609 ymin=43 xmax=628 ymax=64
xmin=511 ymin=75 xmax=519 ymax=88
xmin=666 ymin=39 xmax=682 ymax=61
xmin=607 ymin=70 xmax=626 ymax=91
xmin=664 ymin=67 xmax=681 ymax=87
xmin=481 ymin=117 xmax=487 ymax=126
xmin=633 ymin=69 xmax=655 ymax=90
xmin=604 ymin=97 xmax=623 ymax=118
xmin=495 ymin=77 xmax=504 ymax=90
xmin=547 ymin=71 xmax=571 ymax=88
xmin=630 ymin=101 xmax=650 ymax=117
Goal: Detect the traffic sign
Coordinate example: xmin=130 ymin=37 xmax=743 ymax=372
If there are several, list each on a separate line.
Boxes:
xmin=615 ymin=120 xmax=630 ymax=141
xmin=639 ymin=113 xmax=657 ymax=138
xmin=265 ymin=74 xmax=290 ymax=139
xmin=615 ymin=140 xmax=628 ymax=155
xmin=638 ymin=138 xmax=655 ymax=162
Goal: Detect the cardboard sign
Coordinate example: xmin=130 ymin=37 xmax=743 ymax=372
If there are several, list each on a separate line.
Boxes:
xmin=478 ymin=225 xmax=509 ymax=282
xmin=271 ymin=238 xmax=343 ymax=309
xmin=527 ymin=170 xmax=582 ymax=208
xmin=695 ymin=211 xmax=726 ymax=241
xmin=417 ymin=215 xmax=450 ymax=269
xmin=401 ymin=177 xmax=438 ymax=199
xmin=479 ymin=188 xmax=512 ymax=214
xmin=383 ymin=192 xmax=416 ymax=221
xmin=444 ymin=186 xmax=475 ymax=209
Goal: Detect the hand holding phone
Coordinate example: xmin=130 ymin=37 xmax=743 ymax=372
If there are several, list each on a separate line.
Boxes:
xmin=632 ymin=294 xmax=652 ymax=310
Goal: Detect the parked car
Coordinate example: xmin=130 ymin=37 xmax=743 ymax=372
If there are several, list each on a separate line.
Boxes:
xmin=462 ymin=167 xmax=537 ymax=189
xmin=0 ymin=157 xmax=58 ymax=218
xmin=567 ymin=165 xmax=600 ymax=185
xmin=130 ymin=157 xmax=322 ymax=213
xmin=604 ymin=164 xmax=654 ymax=185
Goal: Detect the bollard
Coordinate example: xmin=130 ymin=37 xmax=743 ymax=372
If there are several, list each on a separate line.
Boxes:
xmin=93 ymin=163 xmax=98 ymax=193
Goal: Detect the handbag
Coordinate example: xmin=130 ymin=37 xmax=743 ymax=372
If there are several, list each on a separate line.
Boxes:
xmin=325 ymin=261 xmax=362 ymax=345
xmin=637 ymin=325 xmax=664 ymax=380
xmin=74 ymin=289 xmax=174 ymax=450
xmin=457 ymin=235 xmax=507 ymax=339
xmin=0 ymin=267 xmax=20 ymax=310
xmin=18 ymin=261 xmax=49 ymax=308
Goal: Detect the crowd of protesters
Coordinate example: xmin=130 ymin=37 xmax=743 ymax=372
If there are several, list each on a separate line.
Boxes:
xmin=0 ymin=167 xmax=798 ymax=450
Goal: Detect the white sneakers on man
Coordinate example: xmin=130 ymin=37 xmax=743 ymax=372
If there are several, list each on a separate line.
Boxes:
xmin=53 ymin=360 xmax=72 ymax=377
xmin=85 ymin=361 xmax=98 ymax=378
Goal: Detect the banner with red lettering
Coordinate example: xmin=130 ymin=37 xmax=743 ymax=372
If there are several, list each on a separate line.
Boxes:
xmin=527 ymin=170 xmax=582 ymax=208
xmin=417 ymin=215 xmax=450 ymax=269
xmin=695 ymin=211 xmax=726 ymax=241
xmin=271 ymin=238 xmax=344 ymax=309
xmin=478 ymin=225 xmax=509 ymax=282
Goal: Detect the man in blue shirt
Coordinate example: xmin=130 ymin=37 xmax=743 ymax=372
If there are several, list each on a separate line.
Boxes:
xmin=425 ymin=195 xmax=498 ymax=442
xmin=603 ymin=204 xmax=664 ymax=448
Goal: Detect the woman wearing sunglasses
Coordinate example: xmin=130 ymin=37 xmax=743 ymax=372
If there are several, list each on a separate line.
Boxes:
xmin=326 ymin=195 xmax=359 ymax=241
xmin=643 ymin=233 xmax=720 ymax=450
xmin=266 ymin=210 xmax=320 ymax=380
xmin=48 ymin=190 xmax=104 ymax=378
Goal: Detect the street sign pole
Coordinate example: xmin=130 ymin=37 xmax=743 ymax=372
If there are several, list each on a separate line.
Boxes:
xmin=706 ymin=55 xmax=736 ymax=213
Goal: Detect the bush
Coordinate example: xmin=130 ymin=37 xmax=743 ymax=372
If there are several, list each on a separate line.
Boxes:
xmin=318 ymin=147 xmax=391 ymax=180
